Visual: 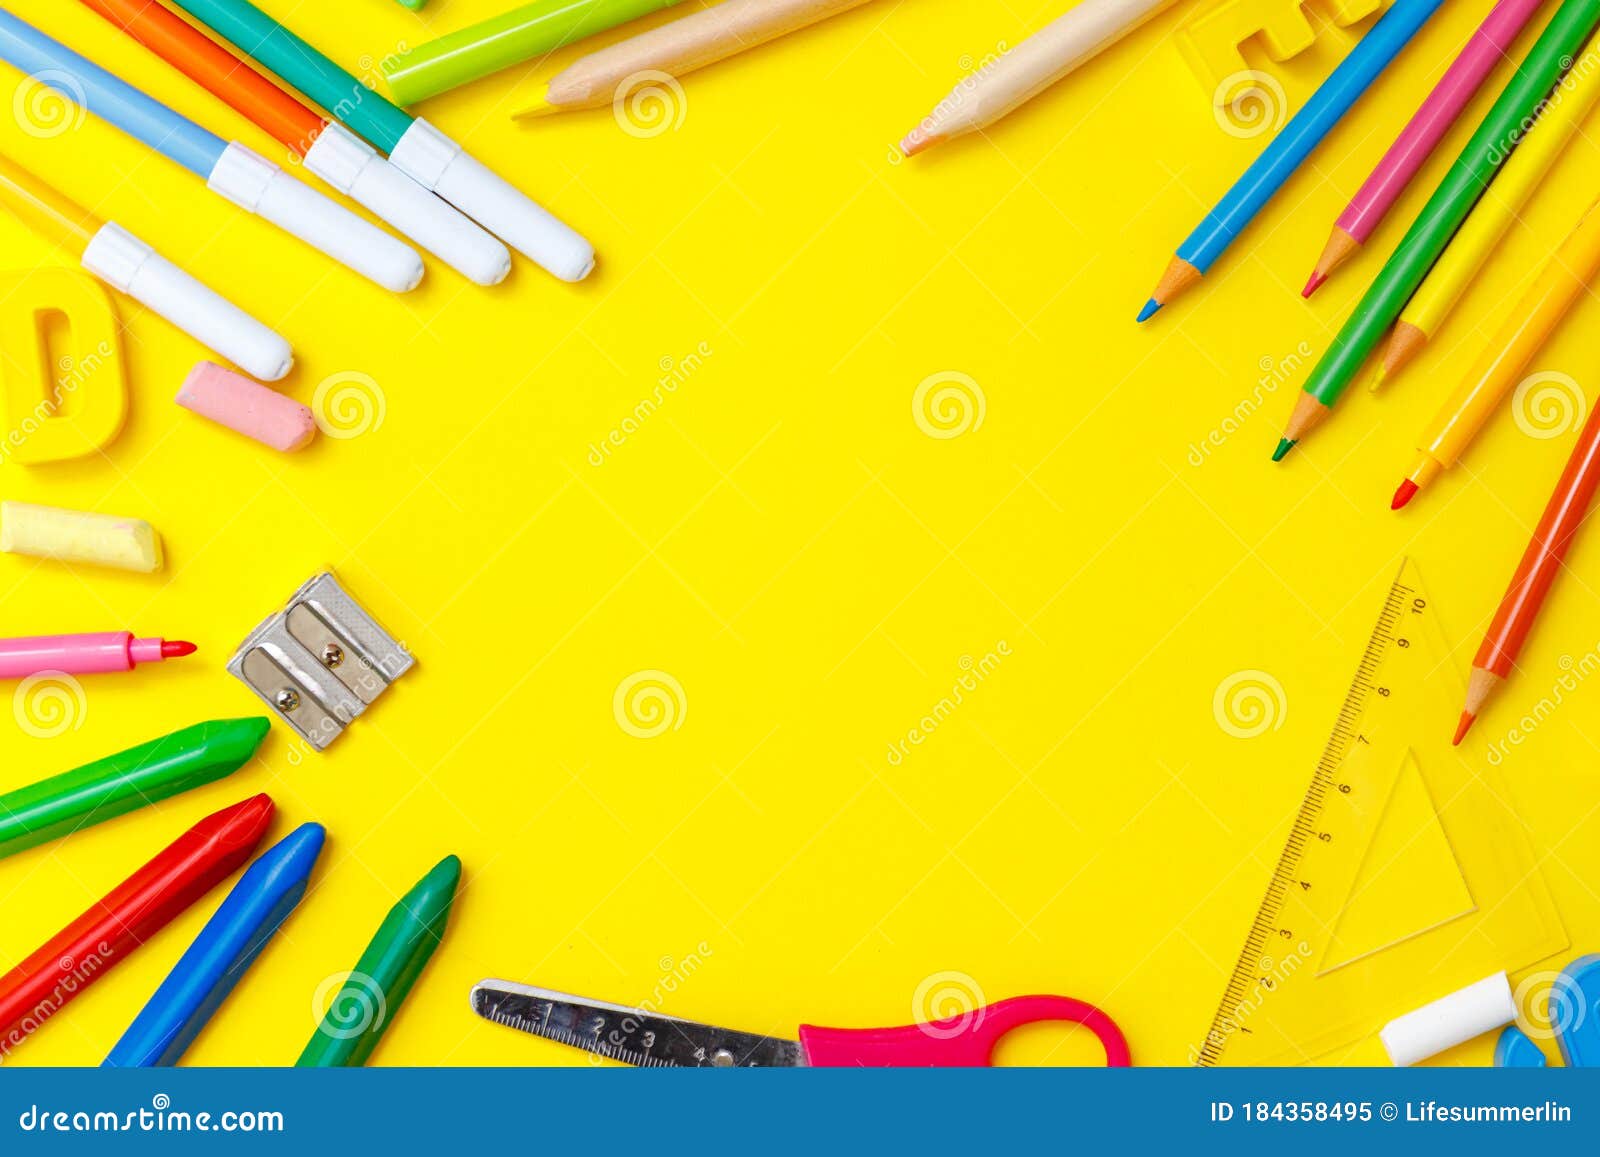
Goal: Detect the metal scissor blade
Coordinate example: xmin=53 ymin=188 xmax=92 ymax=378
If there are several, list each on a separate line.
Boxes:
xmin=470 ymin=980 xmax=806 ymax=1068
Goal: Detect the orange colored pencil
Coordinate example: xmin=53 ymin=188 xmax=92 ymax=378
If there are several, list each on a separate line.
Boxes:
xmin=1457 ymin=401 xmax=1600 ymax=743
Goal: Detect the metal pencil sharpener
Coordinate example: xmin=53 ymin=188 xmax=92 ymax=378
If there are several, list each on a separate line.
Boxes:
xmin=228 ymin=572 xmax=414 ymax=751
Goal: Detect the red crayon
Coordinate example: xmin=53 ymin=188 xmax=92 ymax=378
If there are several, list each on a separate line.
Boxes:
xmin=0 ymin=794 xmax=273 ymax=1056
xmin=1457 ymin=404 xmax=1600 ymax=744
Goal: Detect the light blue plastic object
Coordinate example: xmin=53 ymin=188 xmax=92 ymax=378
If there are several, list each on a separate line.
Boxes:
xmin=104 ymin=822 xmax=326 ymax=1067
xmin=0 ymin=10 xmax=225 ymax=177
xmin=1554 ymin=955 xmax=1600 ymax=1068
xmin=1493 ymin=1026 xmax=1548 ymax=1068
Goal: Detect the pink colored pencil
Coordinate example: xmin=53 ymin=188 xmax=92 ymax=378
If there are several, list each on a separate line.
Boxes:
xmin=1303 ymin=0 xmax=1547 ymax=296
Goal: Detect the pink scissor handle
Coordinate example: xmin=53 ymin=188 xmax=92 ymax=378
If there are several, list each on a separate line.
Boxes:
xmin=798 ymin=994 xmax=1131 ymax=1067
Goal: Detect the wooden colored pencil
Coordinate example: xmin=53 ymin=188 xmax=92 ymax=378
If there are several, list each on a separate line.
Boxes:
xmin=1138 ymin=0 xmax=1447 ymax=321
xmin=1272 ymin=0 xmax=1600 ymax=461
xmin=1304 ymin=0 xmax=1547 ymax=297
xmin=1456 ymin=399 xmax=1600 ymax=743
xmin=1377 ymin=30 xmax=1600 ymax=386
xmin=516 ymin=0 xmax=876 ymax=116
xmin=898 ymin=0 xmax=1179 ymax=156
xmin=1394 ymin=194 xmax=1600 ymax=509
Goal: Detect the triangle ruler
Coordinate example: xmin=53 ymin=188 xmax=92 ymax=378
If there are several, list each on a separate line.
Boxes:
xmin=1195 ymin=559 xmax=1567 ymax=1065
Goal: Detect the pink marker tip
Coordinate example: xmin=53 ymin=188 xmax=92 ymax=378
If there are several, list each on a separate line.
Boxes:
xmin=161 ymin=640 xmax=198 ymax=659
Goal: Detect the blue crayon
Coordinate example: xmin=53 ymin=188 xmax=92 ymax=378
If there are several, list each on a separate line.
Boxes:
xmin=1138 ymin=0 xmax=1448 ymax=321
xmin=105 ymin=823 xmax=326 ymax=1067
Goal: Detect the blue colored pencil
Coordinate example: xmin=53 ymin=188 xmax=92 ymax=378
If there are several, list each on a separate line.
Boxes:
xmin=104 ymin=823 xmax=326 ymax=1067
xmin=1137 ymin=0 xmax=1448 ymax=321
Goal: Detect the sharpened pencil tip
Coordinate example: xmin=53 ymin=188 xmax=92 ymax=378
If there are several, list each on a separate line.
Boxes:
xmin=1136 ymin=298 xmax=1161 ymax=323
xmin=1272 ymin=437 xmax=1295 ymax=463
xmin=1301 ymin=271 xmax=1325 ymax=298
xmin=1391 ymin=479 xmax=1418 ymax=511
xmin=1453 ymin=711 xmax=1475 ymax=746
xmin=900 ymin=129 xmax=936 ymax=156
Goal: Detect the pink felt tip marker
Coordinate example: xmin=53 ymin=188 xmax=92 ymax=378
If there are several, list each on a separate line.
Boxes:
xmin=1303 ymin=0 xmax=1547 ymax=296
xmin=0 ymin=633 xmax=198 ymax=679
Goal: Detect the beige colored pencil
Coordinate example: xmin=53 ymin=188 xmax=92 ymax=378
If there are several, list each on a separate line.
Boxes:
xmin=514 ymin=0 xmax=877 ymax=116
xmin=900 ymin=0 xmax=1179 ymax=155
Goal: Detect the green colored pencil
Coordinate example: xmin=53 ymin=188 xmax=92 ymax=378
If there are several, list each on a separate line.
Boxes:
xmin=298 ymin=854 xmax=462 ymax=1067
xmin=1275 ymin=0 xmax=1600 ymax=459
xmin=0 ymin=718 xmax=270 ymax=860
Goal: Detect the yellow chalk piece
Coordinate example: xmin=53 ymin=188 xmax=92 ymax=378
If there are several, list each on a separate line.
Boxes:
xmin=0 ymin=267 xmax=127 ymax=466
xmin=1177 ymin=0 xmax=1393 ymax=105
xmin=0 ymin=501 xmax=163 ymax=573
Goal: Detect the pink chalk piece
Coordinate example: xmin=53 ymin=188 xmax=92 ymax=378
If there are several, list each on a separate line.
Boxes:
xmin=176 ymin=361 xmax=315 ymax=452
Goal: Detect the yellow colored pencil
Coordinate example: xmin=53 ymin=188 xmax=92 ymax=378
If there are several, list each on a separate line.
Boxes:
xmin=1393 ymin=193 xmax=1600 ymax=510
xmin=1378 ymin=33 xmax=1600 ymax=387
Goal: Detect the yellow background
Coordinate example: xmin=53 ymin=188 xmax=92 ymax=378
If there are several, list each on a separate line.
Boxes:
xmin=1 ymin=0 xmax=1597 ymax=1067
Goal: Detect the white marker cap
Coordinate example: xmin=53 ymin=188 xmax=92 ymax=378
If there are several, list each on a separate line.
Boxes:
xmin=388 ymin=118 xmax=595 ymax=283
xmin=208 ymin=142 xmax=424 ymax=294
xmin=304 ymin=123 xmax=511 ymax=287
xmin=1380 ymin=972 xmax=1516 ymax=1066
xmin=81 ymin=221 xmax=294 ymax=382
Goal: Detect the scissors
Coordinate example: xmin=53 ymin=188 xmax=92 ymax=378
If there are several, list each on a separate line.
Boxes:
xmin=1495 ymin=955 xmax=1600 ymax=1068
xmin=470 ymin=980 xmax=1131 ymax=1067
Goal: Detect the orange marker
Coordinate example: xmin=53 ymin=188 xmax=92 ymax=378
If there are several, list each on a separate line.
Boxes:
xmin=1457 ymin=403 xmax=1600 ymax=743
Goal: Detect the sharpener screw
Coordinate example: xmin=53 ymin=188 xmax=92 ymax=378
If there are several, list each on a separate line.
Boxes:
xmin=275 ymin=688 xmax=300 ymax=712
xmin=321 ymin=643 xmax=344 ymax=668
xmin=711 ymin=1049 xmax=734 ymax=1067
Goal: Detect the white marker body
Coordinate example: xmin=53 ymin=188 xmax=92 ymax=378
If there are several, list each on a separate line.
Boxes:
xmin=388 ymin=118 xmax=595 ymax=283
xmin=1380 ymin=972 xmax=1516 ymax=1067
xmin=81 ymin=221 xmax=294 ymax=382
xmin=207 ymin=142 xmax=424 ymax=293
xmin=304 ymin=123 xmax=511 ymax=287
